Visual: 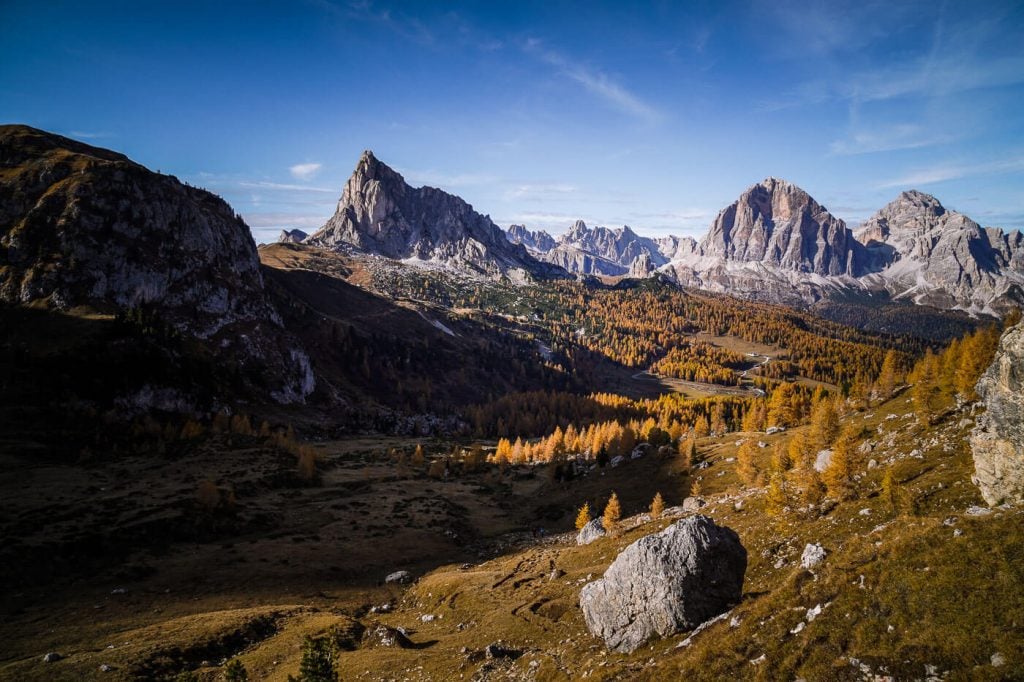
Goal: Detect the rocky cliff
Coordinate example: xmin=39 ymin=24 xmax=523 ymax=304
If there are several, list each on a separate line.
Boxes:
xmin=854 ymin=191 xmax=1024 ymax=315
xmin=279 ymin=228 xmax=308 ymax=244
xmin=519 ymin=220 xmax=670 ymax=276
xmin=700 ymin=177 xmax=858 ymax=276
xmin=505 ymin=224 xmax=555 ymax=253
xmin=0 ymin=125 xmax=314 ymax=404
xmin=970 ymin=322 xmax=1024 ymax=505
xmin=306 ymin=151 xmax=558 ymax=279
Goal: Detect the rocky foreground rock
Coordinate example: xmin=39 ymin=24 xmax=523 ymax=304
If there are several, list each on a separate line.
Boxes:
xmin=579 ymin=515 xmax=746 ymax=653
xmin=971 ymin=323 xmax=1024 ymax=505
xmin=576 ymin=518 xmax=606 ymax=545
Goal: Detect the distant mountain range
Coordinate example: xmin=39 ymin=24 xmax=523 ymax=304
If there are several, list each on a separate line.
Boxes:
xmin=289 ymin=152 xmax=1023 ymax=316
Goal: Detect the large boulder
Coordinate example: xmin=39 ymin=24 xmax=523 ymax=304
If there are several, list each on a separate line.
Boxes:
xmin=577 ymin=518 xmax=607 ymax=545
xmin=579 ymin=515 xmax=746 ymax=653
xmin=971 ymin=324 xmax=1024 ymax=505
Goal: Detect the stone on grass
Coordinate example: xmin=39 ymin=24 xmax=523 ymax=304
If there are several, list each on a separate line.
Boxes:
xmin=579 ymin=515 xmax=746 ymax=653
xmin=577 ymin=518 xmax=607 ymax=545
xmin=385 ymin=570 xmax=412 ymax=584
xmin=800 ymin=543 xmax=827 ymax=570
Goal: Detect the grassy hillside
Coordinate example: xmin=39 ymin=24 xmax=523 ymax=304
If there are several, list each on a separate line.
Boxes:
xmin=3 ymin=386 xmax=1020 ymax=680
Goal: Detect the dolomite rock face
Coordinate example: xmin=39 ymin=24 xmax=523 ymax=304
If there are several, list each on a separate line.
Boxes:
xmin=629 ymin=252 xmax=655 ymax=278
xmin=971 ymin=324 xmax=1024 ymax=505
xmin=505 ymin=224 xmax=555 ymax=253
xmin=576 ymin=518 xmax=607 ymax=545
xmin=854 ymin=190 xmax=1024 ymax=315
xmin=579 ymin=515 xmax=746 ymax=653
xmin=307 ymin=151 xmax=560 ymax=279
xmin=0 ymin=124 xmax=314 ymax=403
xmin=279 ymin=228 xmax=308 ymax=244
xmin=701 ymin=177 xmax=858 ymax=277
xmin=514 ymin=219 xmax=672 ymax=276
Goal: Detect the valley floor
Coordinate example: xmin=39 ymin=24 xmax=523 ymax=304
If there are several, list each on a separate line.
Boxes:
xmin=1 ymin=392 xmax=1022 ymax=680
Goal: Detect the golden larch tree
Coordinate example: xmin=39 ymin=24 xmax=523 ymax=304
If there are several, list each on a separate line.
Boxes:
xmin=575 ymin=502 xmax=591 ymax=530
xmin=650 ymin=492 xmax=665 ymax=520
xmin=602 ymin=492 xmax=622 ymax=534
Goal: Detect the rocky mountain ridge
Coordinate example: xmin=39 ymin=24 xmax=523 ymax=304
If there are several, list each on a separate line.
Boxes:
xmin=506 ymin=179 xmax=1022 ymax=314
xmin=854 ymin=190 xmax=1024 ymax=313
xmin=0 ymin=124 xmax=314 ymax=404
xmin=304 ymin=151 xmax=561 ymax=281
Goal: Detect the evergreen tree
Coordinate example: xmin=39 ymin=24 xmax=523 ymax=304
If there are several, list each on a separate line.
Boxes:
xmin=679 ymin=435 xmax=695 ymax=467
xmin=767 ymin=383 xmax=797 ymax=427
xmin=808 ymin=394 xmax=840 ymax=451
xmin=766 ymin=470 xmax=787 ymax=517
xmin=881 ymin=468 xmax=900 ymax=516
xmin=693 ymin=415 xmax=710 ymax=438
xmin=223 ymin=659 xmax=249 ymax=682
xmin=791 ymin=435 xmax=823 ymax=506
xmin=770 ymin=442 xmax=791 ymax=472
xmin=910 ymin=349 xmax=940 ymax=426
xmin=289 ymin=636 xmax=337 ymax=682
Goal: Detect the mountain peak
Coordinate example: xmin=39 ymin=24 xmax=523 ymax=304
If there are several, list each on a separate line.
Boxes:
xmin=305 ymin=151 xmax=555 ymax=277
xmin=890 ymin=189 xmax=946 ymax=218
xmin=702 ymin=177 xmax=853 ymax=276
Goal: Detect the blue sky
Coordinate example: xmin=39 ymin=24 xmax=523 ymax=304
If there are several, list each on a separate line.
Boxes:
xmin=3 ymin=1 xmax=1023 ymax=243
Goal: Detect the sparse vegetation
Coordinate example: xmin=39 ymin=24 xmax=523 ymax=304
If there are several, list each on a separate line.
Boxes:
xmin=575 ymin=502 xmax=591 ymax=530
xmin=602 ymin=492 xmax=622 ymax=535
xmin=649 ymin=492 xmax=665 ymax=520
xmin=289 ymin=635 xmax=337 ymax=682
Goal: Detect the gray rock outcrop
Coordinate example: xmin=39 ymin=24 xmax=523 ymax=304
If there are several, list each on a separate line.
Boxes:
xmin=629 ymin=252 xmax=655 ymax=278
xmin=523 ymin=220 xmax=672 ymax=276
xmin=505 ymin=224 xmax=555 ymax=253
xmin=579 ymin=514 xmax=746 ymax=653
xmin=800 ymin=542 xmax=827 ymax=569
xmin=701 ymin=177 xmax=858 ymax=277
xmin=385 ymin=570 xmax=412 ymax=584
xmin=306 ymin=151 xmax=560 ymax=279
xmin=577 ymin=518 xmax=607 ymax=545
xmin=0 ymin=125 xmax=314 ymax=403
xmin=854 ymin=191 xmax=1024 ymax=315
xmin=970 ymin=323 xmax=1024 ymax=505
xmin=278 ymin=228 xmax=308 ymax=243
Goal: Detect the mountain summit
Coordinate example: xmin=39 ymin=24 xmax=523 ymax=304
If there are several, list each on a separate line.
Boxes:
xmin=306 ymin=151 xmax=557 ymax=278
xmin=701 ymin=177 xmax=858 ymax=276
xmin=854 ymin=190 xmax=1024 ymax=312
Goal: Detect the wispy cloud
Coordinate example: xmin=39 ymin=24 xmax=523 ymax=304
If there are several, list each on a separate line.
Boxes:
xmin=524 ymin=38 xmax=662 ymax=123
xmin=238 ymin=180 xmax=335 ymax=193
xmin=68 ymin=130 xmax=114 ymax=140
xmin=244 ymin=212 xmax=330 ymax=229
xmin=876 ymin=157 xmax=1024 ymax=189
xmin=503 ymin=184 xmax=577 ymax=201
xmin=842 ymin=54 xmax=1024 ymax=104
xmin=829 ymin=124 xmax=955 ymax=155
xmin=289 ymin=162 xmax=322 ymax=180
xmin=401 ymin=168 xmax=498 ymax=188
xmin=313 ymin=0 xmax=434 ymax=44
